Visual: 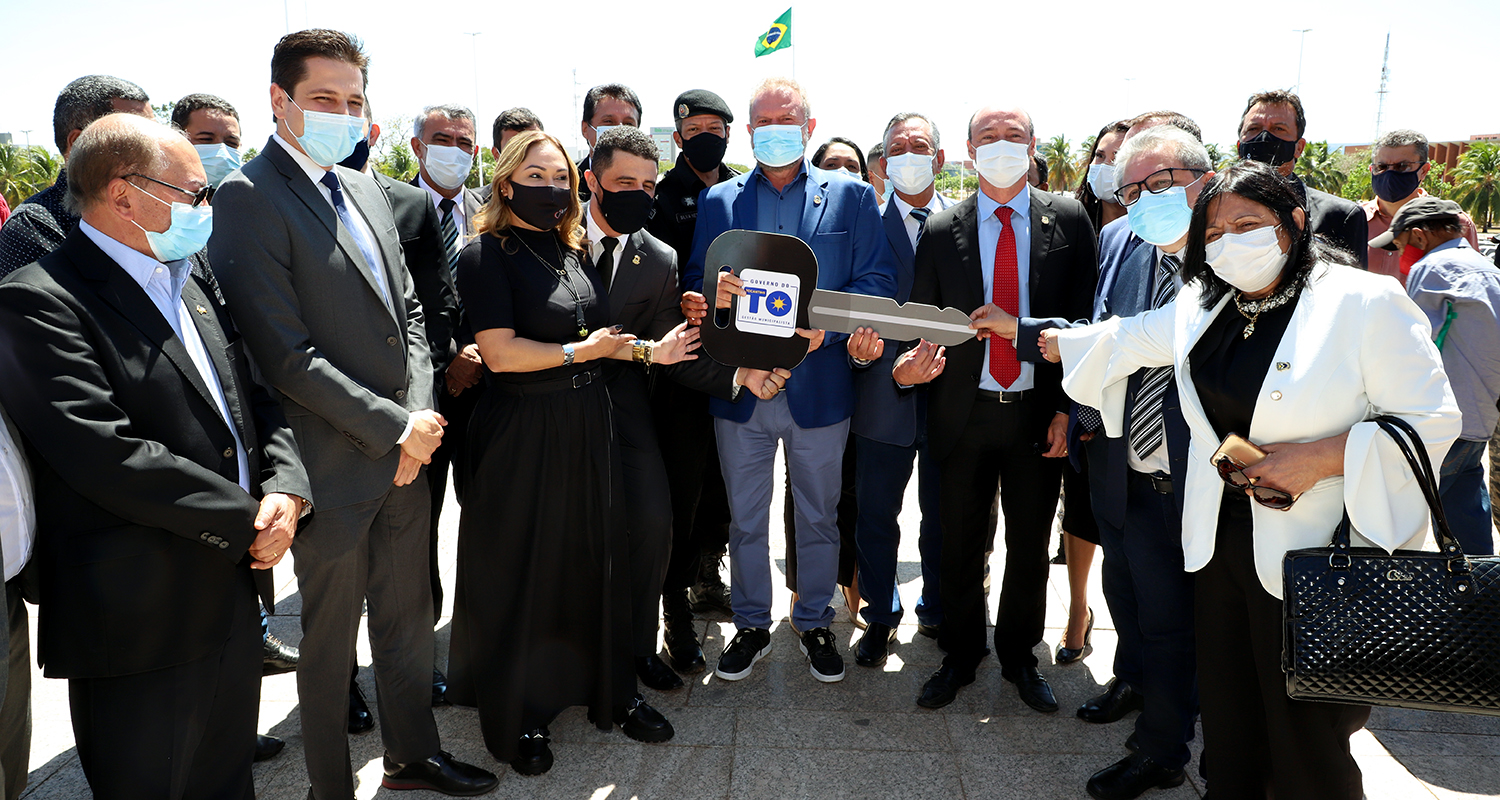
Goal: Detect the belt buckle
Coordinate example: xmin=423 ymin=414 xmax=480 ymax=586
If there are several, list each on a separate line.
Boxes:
xmin=998 ymin=391 xmax=1020 ymax=404
xmin=571 ymin=371 xmax=592 ymax=389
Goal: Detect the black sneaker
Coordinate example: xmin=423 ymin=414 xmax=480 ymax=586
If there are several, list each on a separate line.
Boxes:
xmin=714 ymin=628 xmax=772 ymax=681
xmin=799 ymin=627 xmax=846 ymax=683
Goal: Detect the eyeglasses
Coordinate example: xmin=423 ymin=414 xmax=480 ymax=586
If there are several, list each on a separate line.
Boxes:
xmin=124 ymin=173 xmax=211 ymax=207
xmin=1113 ymin=167 xmax=1208 ymax=207
xmin=1371 ymin=160 xmax=1426 ymax=175
xmin=1214 ymin=454 xmax=1299 ymax=511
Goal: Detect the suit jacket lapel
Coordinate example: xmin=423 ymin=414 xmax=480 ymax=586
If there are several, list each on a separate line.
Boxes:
xmin=462 ymin=187 xmax=483 ymax=237
xmin=183 ymin=279 xmax=249 ymax=448
xmin=881 ymin=200 xmax=915 ymax=297
xmin=1173 ymin=282 xmax=1231 ymax=445
xmin=609 ymin=233 xmax=646 ymax=309
xmin=1028 ymin=191 xmax=1053 ymax=304
xmin=798 ymin=167 xmax=830 ymax=242
xmin=1116 ymin=238 xmax=1156 ymax=318
xmin=337 ymin=173 xmax=402 ymax=324
xmin=730 ymin=174 xmax=757 ymax=230
xmin=950 ymin=195 xmax=984 ymax=309
xmin=266 ymin=139 xmax=338 ymax=240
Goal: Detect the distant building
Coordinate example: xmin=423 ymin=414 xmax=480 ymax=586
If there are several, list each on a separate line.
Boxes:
xmin=0 ymin=133 xmax=11 ymax=146
xmin=650 ymin=127 xmax=677 ymax=162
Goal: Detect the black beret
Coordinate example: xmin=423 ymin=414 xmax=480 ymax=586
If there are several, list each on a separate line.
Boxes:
xmin=673 ymin=90 xmax=733 ymax=124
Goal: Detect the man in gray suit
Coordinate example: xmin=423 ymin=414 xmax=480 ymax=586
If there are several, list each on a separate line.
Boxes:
xmin=208 ymin=29 xmax=494 ymax=799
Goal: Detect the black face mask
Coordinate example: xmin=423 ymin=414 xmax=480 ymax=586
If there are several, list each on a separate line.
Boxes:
xmin=1372 ymin=168 xmax=1423 ymax=203
xmin=507 ymin=182 xmax=572 ymax=230
xmin=339 ymin=138 xmax=371 ymax=172
xmin=596 ymin=185 xmax=654 ymax=236
xmin=681 ymin=131 xmax=728 ymax=172
xmin=1237 ymin=130 xmax=1299 ymax=166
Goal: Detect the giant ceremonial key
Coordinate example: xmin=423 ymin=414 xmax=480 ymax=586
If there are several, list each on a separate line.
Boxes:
xmin=698 ymin=230 xmax=976 ymax=370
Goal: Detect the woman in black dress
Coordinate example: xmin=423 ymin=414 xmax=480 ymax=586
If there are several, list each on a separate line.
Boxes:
xmin=448 ymin=131 xmax=696 ymax=776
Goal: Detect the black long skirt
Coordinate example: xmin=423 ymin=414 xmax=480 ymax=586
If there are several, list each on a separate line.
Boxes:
xmin=446 ymin=376 xmax=634 ymax=761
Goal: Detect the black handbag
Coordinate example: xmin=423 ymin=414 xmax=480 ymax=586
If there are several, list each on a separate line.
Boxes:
xmin=1282 ymin=415 xmax=1500 ymax=715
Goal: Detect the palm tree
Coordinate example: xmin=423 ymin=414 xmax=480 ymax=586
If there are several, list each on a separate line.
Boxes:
xmin=1074 ymin=134 xmax=1097 ymax=176
xmin=1204 ymin=143 xmax=1236 ymax=171
xmin=1450 ymin=143 xmax=1500 ymax=229
xmin=1295 ymin=141 xmax=1347 ymax=196
xmin=0 ymin=145 xmax=60 ymax=209
xmin=1040 ymin=135 xmax=1077 ymax=192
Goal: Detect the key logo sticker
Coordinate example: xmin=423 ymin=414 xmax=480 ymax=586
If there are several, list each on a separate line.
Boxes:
xmin=735 ymin=268 xmax=800 ymax=338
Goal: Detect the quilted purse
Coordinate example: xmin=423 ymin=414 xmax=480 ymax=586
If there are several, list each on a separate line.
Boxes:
xmin=1282 ymin=415 xmax=1500 ymax=715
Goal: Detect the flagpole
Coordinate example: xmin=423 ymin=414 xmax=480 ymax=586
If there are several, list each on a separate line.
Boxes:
xmin=791 ymin=7 xmax=796 ymax=80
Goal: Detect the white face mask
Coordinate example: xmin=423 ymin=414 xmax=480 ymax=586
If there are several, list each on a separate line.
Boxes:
xmin=885 ymin=152 xmax=936 ymax=195
xmin=1087 ymin=163 xmax=1116 ymax=202
xmin=422 ymin=143 xmax=474 ymax=191
xmin=972 ymin=139 xmax=1030 ymax=189
xmin=1204 ymin=224 xmax=1288 ymax=293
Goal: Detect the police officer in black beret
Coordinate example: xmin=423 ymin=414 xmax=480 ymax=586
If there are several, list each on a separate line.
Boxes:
xmin=647 ymin=90 xmax=741 ymax=676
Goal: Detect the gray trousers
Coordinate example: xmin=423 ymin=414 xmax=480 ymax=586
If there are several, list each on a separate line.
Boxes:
xmin=0 ymin=580 xmax=28 ymax=800
xmin=293 ymin=477 xmax=440 ymax=800
xmin=716 ymin=394 xmax=850 ymax=631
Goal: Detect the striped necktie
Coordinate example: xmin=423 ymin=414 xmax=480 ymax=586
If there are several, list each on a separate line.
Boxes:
xmin=908 ymin=205 xmax=930 ymax=246
xmin=1126 ymin=253 xmax=1180 ymax=460
xmin=438 ymin=198 xmax=461 ymax=309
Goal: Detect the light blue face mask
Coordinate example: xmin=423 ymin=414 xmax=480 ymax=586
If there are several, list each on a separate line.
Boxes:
xmin=129 ymin=184 xmax=214 ymax=262
xmin=193 ymin=143 xmax=243 ymax=188
xmin=1126 ymin=185 xmax=1194 ymax=247
xmin=752 ymin=124 xmax=806 ymax=168
xmin=284 ymin=93 xmax=366 ymax=167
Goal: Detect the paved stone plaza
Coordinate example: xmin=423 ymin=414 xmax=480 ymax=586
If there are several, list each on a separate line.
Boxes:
xmin=18 ymin=457 xmax=1500 ymax=799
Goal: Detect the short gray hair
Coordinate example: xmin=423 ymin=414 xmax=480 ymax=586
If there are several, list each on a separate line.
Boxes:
xmin=1373 ymin=129 xmax=1429 ymax=162
xmin=883 ymin=112 xmax=941 ymax=152
xmin=414 ymin=103 xmax=476 ymax=140
xmin=66 ymin=114 xmax=169 ymax=214
xmin=1115 ymin=124 xmax=1210 ymax=181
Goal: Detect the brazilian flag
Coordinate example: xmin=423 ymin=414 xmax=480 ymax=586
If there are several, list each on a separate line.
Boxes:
xmin=755 ymin=8 xmax=792 ymax=57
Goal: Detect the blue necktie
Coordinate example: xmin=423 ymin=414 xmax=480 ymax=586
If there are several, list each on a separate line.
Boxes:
xmin=319 ymin=171 xmax=390 ymax=307
xmin=908 ymin=206 xmax=930 ymax=247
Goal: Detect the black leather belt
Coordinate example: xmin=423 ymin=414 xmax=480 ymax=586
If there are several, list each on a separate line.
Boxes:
xmin=976 ymin=389 xmax=1027 ymax=403
xmin=1131 ymin=470 xmax=1173 ymax=494
xmin=494 ymin=365 xmax=603 ymax=396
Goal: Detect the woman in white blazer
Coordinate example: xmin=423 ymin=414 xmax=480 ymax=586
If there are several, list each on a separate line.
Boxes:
xmin=1039 ymin=162 xmax=1460 ymax=799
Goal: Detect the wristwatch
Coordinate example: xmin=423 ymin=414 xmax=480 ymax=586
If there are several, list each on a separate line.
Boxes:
xmin=631 ymin=339 xmax=654 ymax=366
xmin=561 ymin=343 xmax=576 ymax=366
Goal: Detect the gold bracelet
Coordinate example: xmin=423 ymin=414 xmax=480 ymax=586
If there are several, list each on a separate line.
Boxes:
xmin=632 ymin=339 xmax=653 ymax=365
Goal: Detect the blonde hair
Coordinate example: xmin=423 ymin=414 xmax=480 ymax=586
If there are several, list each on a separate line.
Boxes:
xmin=474 ymin=130 xmax=585 ymax=251
xmin=749 ymin=77 xmax=811 ymax=122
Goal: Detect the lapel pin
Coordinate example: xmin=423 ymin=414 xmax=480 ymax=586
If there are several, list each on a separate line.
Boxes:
xmin=1276 ymin=362 xmax=1290 ymax=371
xmin=813 ymin=195 xmax=822 ymax=205
xmin=632 ymin=255 xmax=641 ymax=265
xmin=1041 ymin=215 xmax=1052 ymax=225
xmin=195 ymin=304 xmax=208 ymax=315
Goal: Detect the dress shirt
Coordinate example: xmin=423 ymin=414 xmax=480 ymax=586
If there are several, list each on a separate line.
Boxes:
xmin=892 ymin=192 xmax=942 ymax=251
xmin=1407 ymin=237 xmax=1500 ymax=441
xmin=0 ymin=403 xmax=34 ymax=581
xmin=584 ymin=202 xmax=625 ymax=284
xmin=1126 ymin=246 xmax=1185 ymax=475
xmin=753 ymin=160 xmax=810 ymax=236
xmin=1362 ymin=190 xmax=1480 ymax=285
xmin=976 ymin=184 xmax=1033 ymax=392
xmin=417 ymin=173 xmax=468 ymax=236
xmin=79 ymin=221 xmax=250 ymax=493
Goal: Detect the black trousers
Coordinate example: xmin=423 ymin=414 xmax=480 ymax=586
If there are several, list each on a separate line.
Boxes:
xmin=0 ymin=579 xmax=29 ymax=800
xmin=621 ymin=440 xmax=674 ymax=655
xmin=427 ymin=381 xmax=482 ymax=624
xmin=937 ymin=394 xmax=1061 ymax=670
xmin=654 ymin=379 xmax=732 ymax=595
xmin=783 ymin=430 xmax=859 ymax=591
xmin=69 ymin=570 xmax=261 ymax=800
xmin=1196 ymin=494 xmax=1369 ymax=800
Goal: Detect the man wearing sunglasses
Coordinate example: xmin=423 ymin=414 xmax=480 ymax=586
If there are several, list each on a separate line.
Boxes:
xmin=1361 ymin=130 xmax=1480 ymax=285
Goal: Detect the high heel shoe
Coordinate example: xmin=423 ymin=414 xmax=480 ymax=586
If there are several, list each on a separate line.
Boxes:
xmin=1055 ymin=606 xmax=1094 ymax=664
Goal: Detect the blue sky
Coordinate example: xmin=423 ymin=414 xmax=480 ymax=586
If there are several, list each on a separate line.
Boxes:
xmin=4 ymin=0 xmax=1496 ymax=168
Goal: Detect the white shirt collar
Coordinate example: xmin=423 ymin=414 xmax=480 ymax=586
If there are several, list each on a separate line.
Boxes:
xmin=892 ymin=191 xmax=940 ymax=219
xmin=272 ymin=133 xmax=333 ymax=186
xmin=583 ymin=201 xmax=627 ymax=275
xmin=416 ymin=172 xmax=465 ymax=214
xmin=78 ymin=220 xmax=190 ymax=302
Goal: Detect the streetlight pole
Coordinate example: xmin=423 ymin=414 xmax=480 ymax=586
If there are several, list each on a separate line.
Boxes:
xmin=1293 ymin=29 xmax=1312 ymax=92
xmin=19 ymin=130 xmax=31 ymax=148
xmin=464 ymin=32 xmax=483 ymax=184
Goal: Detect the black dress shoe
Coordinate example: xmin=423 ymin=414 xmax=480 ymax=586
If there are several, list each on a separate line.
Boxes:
xmin=915 ymin=623 xmax=941 ymax=640
xmin=854 ymin=622 xmax=897 ymax=668
xmin=1124 ymin=731 xmax=1139 ymax=753
xmin=636 ymin=654 xmax=685 ymax=691
xmin=662 ymin=593 xmax=706 ymax=674
xmin=262 ymin=634 xmax=299 ymax=676
xmin=1086 ymin=753 xmax=1185 ymax=800
xmin=431 ymin=669 xmax=451 ymax=707
xmin=1078 ymin=677 xmax=1145 ymax=724
xmin=616 ymin=694 xmax=675 ymax=743
xmin=349 ymin=675 xmax=375 ymax=734
xmin=916 ymin=664 xmax=976 ymax=709
xmin=1001 ymin=665 xmax=1059 ymax=713
xmin=511 ymin=728 xmax=552 ymax=776
xmin=254 ymin=734 xmax=284 ymax=763
xmin=1055 ymin=606 xmax=1094 ymax=665
xmin=382 ymin=750 xmax=498 ymax=795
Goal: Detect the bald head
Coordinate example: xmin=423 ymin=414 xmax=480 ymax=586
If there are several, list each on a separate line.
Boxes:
xmin=967 ymin=106 xmax=1034 ymax=143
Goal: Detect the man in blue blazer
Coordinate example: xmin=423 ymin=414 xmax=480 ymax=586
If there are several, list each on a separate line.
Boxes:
xmin=682 ymin=77 xmax=897 ymax=685
xmin=846 ymin=112 xmax=955 ymax=668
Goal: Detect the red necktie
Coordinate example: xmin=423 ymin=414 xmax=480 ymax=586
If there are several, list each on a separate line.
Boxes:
xmin=989 ymin=206 xmax=1021 ymax=387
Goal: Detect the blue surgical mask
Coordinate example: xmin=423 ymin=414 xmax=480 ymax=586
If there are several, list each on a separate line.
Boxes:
xmin=1126 ymin=184 xmax=1194 ymax=247
xmin=752 ymin=124 xmax=806 ymax=168
xmin=283 ymin=92 xmax=366 ymax=167
xmin=193 ymin=143 xmax=243 ymax=188
xmin=128 ymin=184 xmax=214 ymax=262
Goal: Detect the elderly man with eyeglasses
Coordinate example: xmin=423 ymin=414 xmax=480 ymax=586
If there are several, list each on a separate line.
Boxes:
xmin=1362 ymin=129 xmax=1481 ymax=285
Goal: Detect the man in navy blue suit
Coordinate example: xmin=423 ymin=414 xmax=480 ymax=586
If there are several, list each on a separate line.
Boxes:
xmin=681 ymin=77 xmax=897 ymax=685
xmin=1009 ymin=122 xmax=1212 ymax=799
xmin=845 ymin=112 xmax=955 ymax=668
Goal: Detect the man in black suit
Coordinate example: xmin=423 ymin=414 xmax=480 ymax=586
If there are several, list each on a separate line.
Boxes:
xmin=1236 ymin=89 xmax=1368 ymax=267
xmin=582 ymin=127 xmax=783 ymax=692
xmin=896 ymin=105 xmax=1097 ymax=713
xmin=0 ymin=113 xmax=310 ymax=799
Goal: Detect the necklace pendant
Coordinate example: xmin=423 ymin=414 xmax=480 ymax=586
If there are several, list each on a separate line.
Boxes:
xmin=1242 ymin=321 xmax=1256 ymax=339
xmin=578 ymin=326 xmax=590 ymax=340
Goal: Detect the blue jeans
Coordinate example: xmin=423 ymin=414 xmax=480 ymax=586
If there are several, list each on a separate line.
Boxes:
xmin=853 ymin=432 xmax=942 ymax=628
xmin=1439 ymin=438 xmax=1495 ymax=555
